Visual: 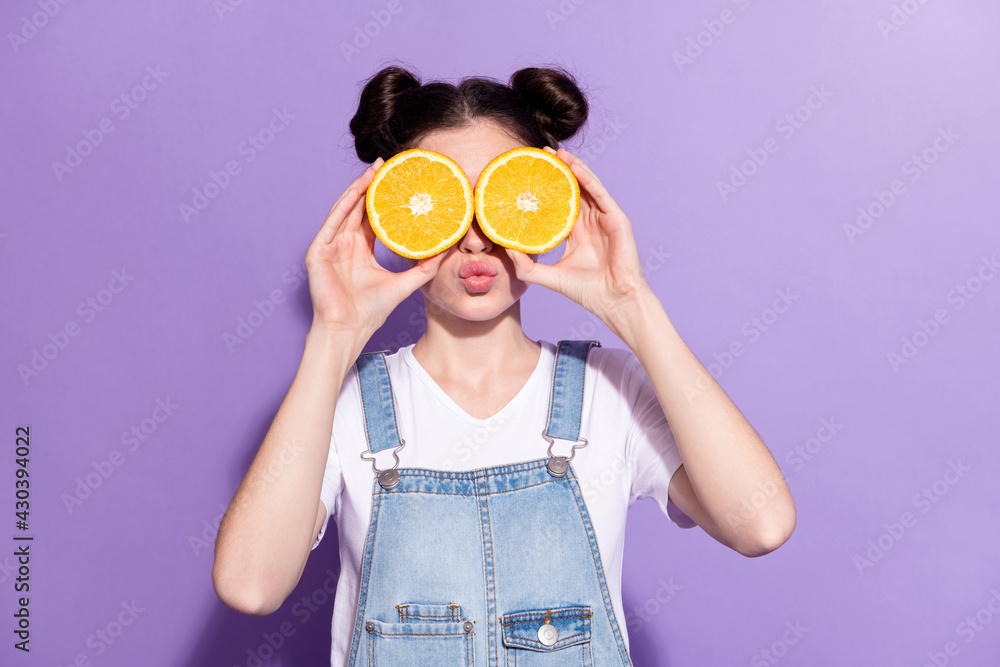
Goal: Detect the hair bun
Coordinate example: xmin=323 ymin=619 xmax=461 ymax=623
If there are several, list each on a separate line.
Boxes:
xmin=510 ymin=66 xmax=588 ymax=146
xmin=350 ymin=66 xmax=422 ymax=163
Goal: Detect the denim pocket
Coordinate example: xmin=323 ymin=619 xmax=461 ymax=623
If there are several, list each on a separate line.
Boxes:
xmin=501 ymin=605 xmax=593 ymax=666
xmin=396 ymin=602 xmax=463 ymax=623
xmin=366 ymin=603 xmax=475 ymax=666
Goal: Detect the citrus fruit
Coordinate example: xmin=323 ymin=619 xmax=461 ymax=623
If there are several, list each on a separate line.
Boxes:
xmin=473 ymin=147 xmax=580 ymax=254
xmin=365 ymin=148 xmax=475 ymax=259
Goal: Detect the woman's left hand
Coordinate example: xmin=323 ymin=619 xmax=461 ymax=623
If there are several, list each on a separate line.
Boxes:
xmin=505 ymin=146 xmax=652 ymax=326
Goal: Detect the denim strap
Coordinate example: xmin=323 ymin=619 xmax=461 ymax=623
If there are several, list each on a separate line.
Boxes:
xmin=355 ymin=351 xmax=404 ymax=454
xmin=356 ymin=339 xmax=601 ymax=454
xmin=544 ymin=339 xmax=601 ymax=442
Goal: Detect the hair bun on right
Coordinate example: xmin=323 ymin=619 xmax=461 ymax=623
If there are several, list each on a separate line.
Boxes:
xmin=510 ymin=66 xmax=588 ymax=146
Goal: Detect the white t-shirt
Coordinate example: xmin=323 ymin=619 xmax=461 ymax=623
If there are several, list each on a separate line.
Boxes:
xmin=311 ymin=339 xmax=691 ymax=666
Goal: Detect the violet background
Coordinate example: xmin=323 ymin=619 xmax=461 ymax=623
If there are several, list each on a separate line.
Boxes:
xmin=2 ymin=1 xmax=999 ymax=665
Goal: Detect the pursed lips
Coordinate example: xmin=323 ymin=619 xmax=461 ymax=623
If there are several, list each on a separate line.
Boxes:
xmin=458 ymin=261 xmax=499 ymax=278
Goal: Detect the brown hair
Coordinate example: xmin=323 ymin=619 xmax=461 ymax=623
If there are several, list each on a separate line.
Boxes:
xmin=349 ymin=64 xmax=589 ymax=163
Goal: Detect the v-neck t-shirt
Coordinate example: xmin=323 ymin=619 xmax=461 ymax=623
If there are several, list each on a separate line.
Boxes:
xmin=311 ymin=339 xmax=691 ymax=666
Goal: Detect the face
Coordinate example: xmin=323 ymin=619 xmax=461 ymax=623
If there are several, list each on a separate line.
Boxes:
xmin=404 ymin=120 xmax=540 ymax=322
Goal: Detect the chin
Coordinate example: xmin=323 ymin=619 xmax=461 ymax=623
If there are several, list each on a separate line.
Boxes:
xmin=422 ymin=280 xmax=527 ymax=321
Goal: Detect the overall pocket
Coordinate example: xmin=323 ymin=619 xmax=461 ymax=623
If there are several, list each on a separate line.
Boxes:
xmin=366 ymin=603 xmax=475 ymax=666
xmin=501 ymin=605 xmax=593 ymax=667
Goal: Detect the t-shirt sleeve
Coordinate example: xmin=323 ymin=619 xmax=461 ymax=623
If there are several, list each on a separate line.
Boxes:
xmin=311 ymin=473 xmax=339 ymax=551
xmin=310 ymin=365 xmax=356 ymax=551
xmin=623 ymin=353 xmax=697 ymax=529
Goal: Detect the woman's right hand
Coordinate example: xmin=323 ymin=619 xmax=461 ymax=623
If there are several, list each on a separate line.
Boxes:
xmin=304 ymin=158 xmax=447 ymax=341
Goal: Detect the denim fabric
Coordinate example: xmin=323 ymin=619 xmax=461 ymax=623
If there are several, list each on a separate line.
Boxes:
xmin=347 ymin=340 xmax=632 ymax=666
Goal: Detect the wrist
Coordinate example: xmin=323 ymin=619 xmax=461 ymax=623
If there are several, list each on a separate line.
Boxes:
xmin=304 ymin=323 xmax=368 ymax=374
xmin=604 ymin=286 xmax=665 ymax=345
xmin=309 ymin=316 xmax=374 ymax=342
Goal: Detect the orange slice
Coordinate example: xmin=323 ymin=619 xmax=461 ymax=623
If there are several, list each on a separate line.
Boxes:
xmin=474 ymin=147 xmax=580 ymax=254
xmin=365 ymin=148 xmax=474 ymax=259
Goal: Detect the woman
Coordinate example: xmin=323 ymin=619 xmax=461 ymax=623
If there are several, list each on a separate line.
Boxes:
xmin=213 ymin=64 xmax=796 ymax=666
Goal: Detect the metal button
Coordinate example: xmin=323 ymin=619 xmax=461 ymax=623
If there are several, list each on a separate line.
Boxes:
xmin=366 ymin=620 xmax=375 ymax=632
xmin=378 ymin=469 xmax=400 ymax=490
xmin=538 ymin=620 xmax=558 ymax=645
xmin=546 ymin=456 xmax=568 ymax=477
xmin=463 ymin=620 xmax=474 ymax=633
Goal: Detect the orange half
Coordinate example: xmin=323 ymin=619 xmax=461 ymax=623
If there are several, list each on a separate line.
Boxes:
xmin=473 ymin=147 xmax=580 ymax=254
xmin=365 ymin=149 xmax=474 ymax=259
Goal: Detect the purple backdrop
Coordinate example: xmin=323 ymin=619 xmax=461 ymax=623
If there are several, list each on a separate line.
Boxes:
xmin=2 ymin=1 xmax=999 ymax=665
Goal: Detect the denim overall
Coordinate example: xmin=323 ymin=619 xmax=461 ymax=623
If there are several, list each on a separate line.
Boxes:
xmin=346 ymin=339 xmax=633 ymax=666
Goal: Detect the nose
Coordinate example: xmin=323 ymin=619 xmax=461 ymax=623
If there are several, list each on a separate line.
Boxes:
xmin=458 ymin=217 xmax=494 ymax=254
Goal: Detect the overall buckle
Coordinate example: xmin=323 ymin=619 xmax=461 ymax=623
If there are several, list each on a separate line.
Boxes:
xmin=360 ymin=441 xmax=406 ymax=490
xmin=542 ymin=432 xmax=588 ymax=477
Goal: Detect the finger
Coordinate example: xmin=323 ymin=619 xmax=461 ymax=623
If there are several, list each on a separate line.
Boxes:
xmin=345 ymin=157 xmax=389 ymax=234
xmin=398 ymin=250 xmax=447 ymax=294
xmin=580 ymin=190 xmax=607 ymax=226
xmin=312 ymin=184 xmax=361 ymax=246
xmin=313 ymin=159 xmax=384 ymax=245
xmin=343 ymin=178 xmax=370 ymax=234
xmin=313 ymin=171 xmax=370 ymax=245
xmin=566 ymin=155 xmax=621 ymax=217
xmin=360 ymin=207 xmax=378 ymax=252
xmin=505 ymin=247 xmax=561 ymax=293
xmin=557 ymin=147 xmax=603 ymax=186
xmin=339 ymin=159 xmax=382 ymax=207
xmin=551 ymin=148 xmax=615 ymax=217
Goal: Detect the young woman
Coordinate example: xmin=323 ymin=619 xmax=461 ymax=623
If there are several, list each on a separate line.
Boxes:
xmin=213 ymin=64 xmax=796 ymax=666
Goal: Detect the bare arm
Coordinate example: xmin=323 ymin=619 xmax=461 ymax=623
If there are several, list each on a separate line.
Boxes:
xmin=212 ymin=326 xmax=359 ymax=615
xmin=616 ymin=290 xmax=796 ymax=558
xmin=212 ymin=157 xmax=447 ymax=615
xmin=504 ymin=146 xmax=795 ymax=558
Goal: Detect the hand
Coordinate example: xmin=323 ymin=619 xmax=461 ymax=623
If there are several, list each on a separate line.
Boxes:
xmin=305 ymin=158 xmax=448 ymax=338
xmin=504 ymin=146 xmax=651 ymax=325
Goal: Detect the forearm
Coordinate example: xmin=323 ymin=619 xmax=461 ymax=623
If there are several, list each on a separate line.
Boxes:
xmin=610 ymin=288 xmax=795 ymax=551
xmin=213 ymin=325 xmax=361 ymax=614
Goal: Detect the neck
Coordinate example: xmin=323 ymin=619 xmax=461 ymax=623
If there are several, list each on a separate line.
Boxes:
xmin=411 ymin=298 xmax=539 ymax=382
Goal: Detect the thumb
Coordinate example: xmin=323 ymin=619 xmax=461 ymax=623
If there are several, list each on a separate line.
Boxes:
xmin=506 ymin=248 xmax=560 ymax=292
xmin=397 ymin=251 xmax=447 ymax=295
